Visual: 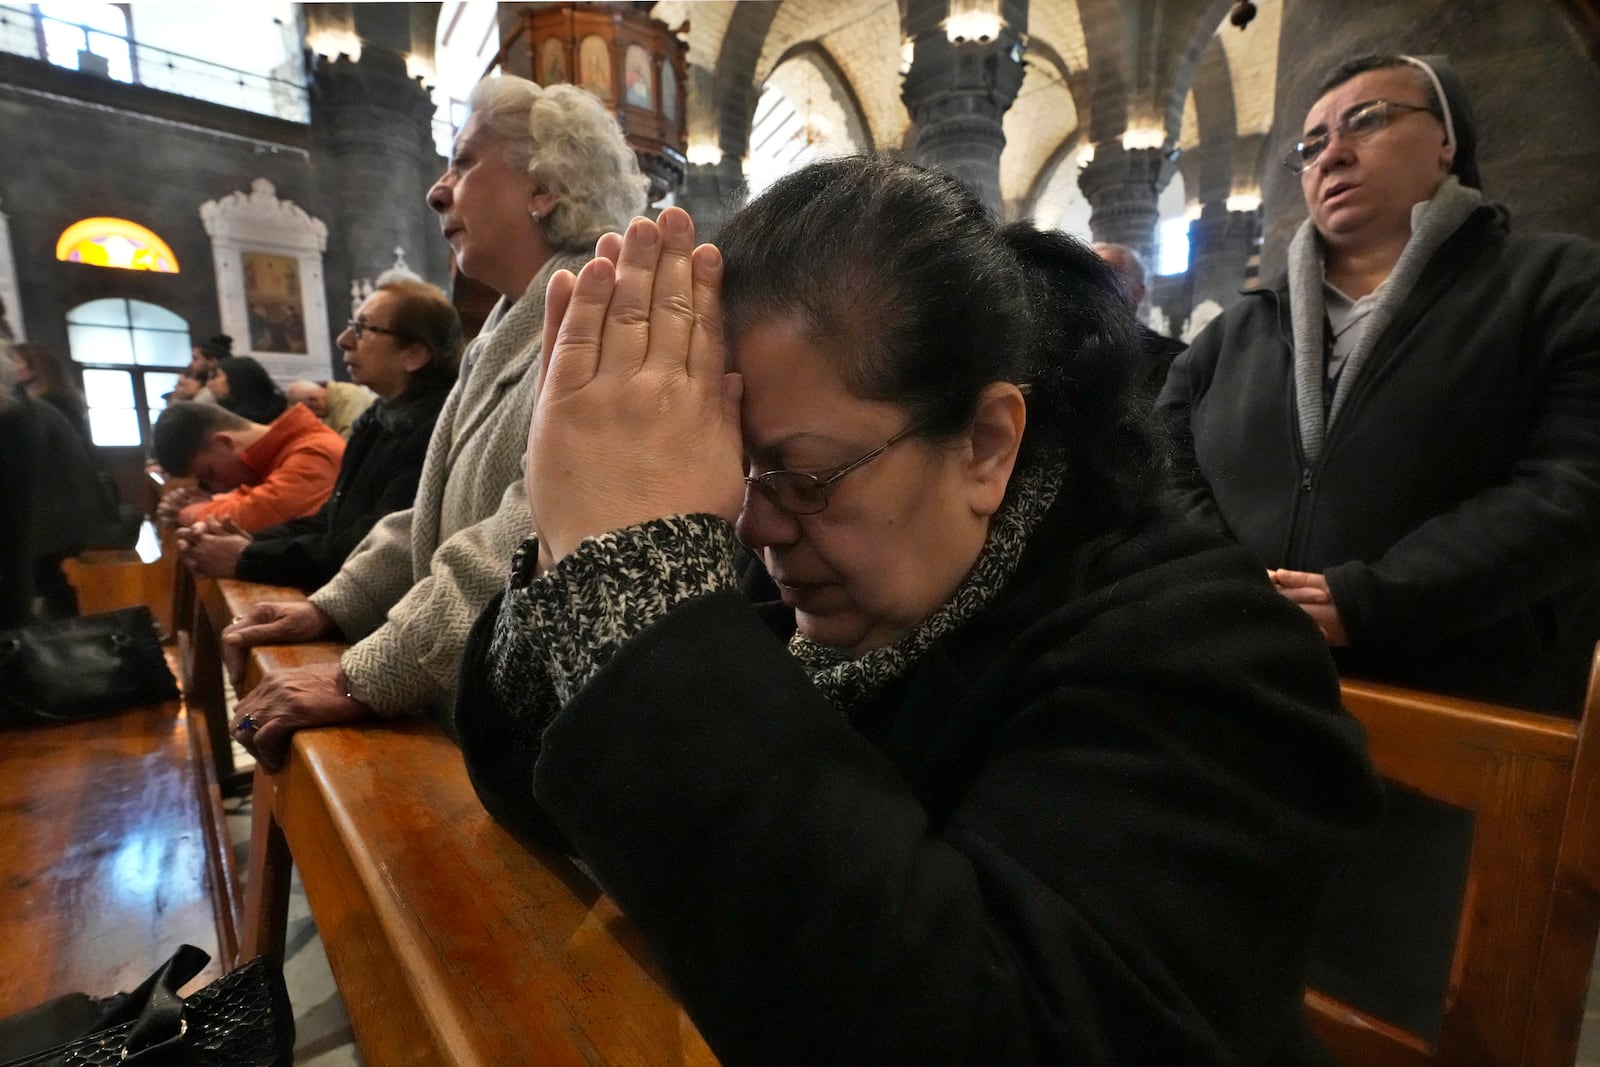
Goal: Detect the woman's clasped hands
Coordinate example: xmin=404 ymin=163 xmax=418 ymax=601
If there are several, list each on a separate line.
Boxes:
xmin=526 ymin=206 xmax=745 ymax=566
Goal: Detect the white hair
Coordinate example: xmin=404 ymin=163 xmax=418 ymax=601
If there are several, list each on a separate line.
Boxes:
xmin=466 ymin=76 xmax=648 ymax=251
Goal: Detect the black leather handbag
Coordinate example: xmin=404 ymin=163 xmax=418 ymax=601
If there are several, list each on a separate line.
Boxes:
xmin=0 ymin=945 xmax=294 ymax=1066
xmin=0 ymin=606 xmax=178 ymax=727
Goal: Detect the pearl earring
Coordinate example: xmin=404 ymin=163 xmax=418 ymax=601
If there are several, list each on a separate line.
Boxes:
xmin=529 ymin=207 xmax=541 ymax=222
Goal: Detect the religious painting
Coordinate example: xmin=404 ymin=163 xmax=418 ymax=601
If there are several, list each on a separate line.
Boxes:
xmin=579 ymin=36 xmax=610 ymax=95
xmin=539 ymin=38 xmax=567 ymax=86
xmin=625 ymin=45 xmax=653 ymax=109
xmin=241 ymin=251 xmax=307 ymax=354
xmin=660 ymin=59 xmax=678 ymax=122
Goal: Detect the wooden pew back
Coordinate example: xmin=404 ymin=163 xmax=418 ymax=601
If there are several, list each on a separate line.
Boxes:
xmin=1308 ymin=652 xmax=1600 ymax=1067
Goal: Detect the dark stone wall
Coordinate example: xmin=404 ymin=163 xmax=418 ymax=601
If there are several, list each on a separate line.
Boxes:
xmin=0 ymin=52 xmax=317 ymax=368
xmin=1260 ymin=0 xmax=1600 ymax=278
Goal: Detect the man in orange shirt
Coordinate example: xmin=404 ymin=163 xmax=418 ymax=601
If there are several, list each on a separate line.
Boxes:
xmin=153 ymin=400 xmax=344 ymax=530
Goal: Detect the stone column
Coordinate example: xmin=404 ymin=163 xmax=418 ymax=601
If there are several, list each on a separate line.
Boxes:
xmin=900 ymin=29 xmax=1026 ymax=212
xmin=309 ymin=44 xmax=447 ymax=374
xmin=1076 ymin=143 xmax=1172 ymax=271
xmin=676 ymin=157 xmax=748 ymax=243
xmin=1188 ymin=201 xmax=1261 ymax=312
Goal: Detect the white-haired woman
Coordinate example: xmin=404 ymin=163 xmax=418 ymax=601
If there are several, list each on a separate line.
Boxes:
xmin=223 ymin=76 xmax=648 ymax=769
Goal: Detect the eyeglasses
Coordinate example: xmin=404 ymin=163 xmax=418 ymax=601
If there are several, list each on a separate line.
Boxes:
xmin=1282 ymin=99 xmax=1440 ymax=174
xmin=745 ymin=423 xmax=924 ymax=516
xmin=346 ymin=319 xmax=411 ymax=341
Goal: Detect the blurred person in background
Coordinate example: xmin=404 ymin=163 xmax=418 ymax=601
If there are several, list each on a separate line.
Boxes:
xmin=284 ymin=377 xmax=376 ymax=440
xmin=11 ymin=343 xmax=90 ymax=443
xmin=210 ymin=354 xmax=287 ymax=424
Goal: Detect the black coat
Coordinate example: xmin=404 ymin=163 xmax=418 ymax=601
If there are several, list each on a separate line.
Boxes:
xmin=1158 ymin=206 xmax=1600 ymax=713
xmin=235 ymin=385 xmax=448 ymax=592
xmin=457 ymin=500 xmax=1380 ymax=1066
xmin=0 ymin=395 xmax=108 ymax=626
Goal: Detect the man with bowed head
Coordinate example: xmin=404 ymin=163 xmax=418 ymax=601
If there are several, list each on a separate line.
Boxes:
xmin=219 ymin=75 xmax=647 ymax=768
xmin=1159 ymin=53 xmax=1600 ymax=712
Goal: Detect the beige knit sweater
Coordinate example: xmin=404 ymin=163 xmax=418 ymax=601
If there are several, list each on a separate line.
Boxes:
xmin=309 ymin=252 xmax=586 ymax=717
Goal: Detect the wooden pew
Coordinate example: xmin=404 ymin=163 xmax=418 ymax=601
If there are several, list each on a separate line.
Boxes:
xmin=0 ymin=662 xmax=233 ymax=1014
xmin=208 ymin=560 xmax=1598 ymax=1066
xmin=216 ymin=578 xmax=717 ymax=1066
xmin=1307 ymin=650 xmax=1600 ymax=1067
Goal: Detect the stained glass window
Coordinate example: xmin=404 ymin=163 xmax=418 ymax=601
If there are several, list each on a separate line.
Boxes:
xmin=56 ymin=217 xmax=180 ymax=273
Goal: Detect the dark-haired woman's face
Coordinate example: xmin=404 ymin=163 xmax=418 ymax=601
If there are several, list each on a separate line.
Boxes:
xmin=11 ymin=352 xmax=34 ymax=386
xmin=208 ymin=367 xmax=230 ymax=400
xmin=732 ymin=316 xmax=997 ymax=657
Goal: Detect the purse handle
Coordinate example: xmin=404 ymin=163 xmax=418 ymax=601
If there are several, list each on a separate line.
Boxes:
xmin=120 ymin=945 xmax=210 ymax=1061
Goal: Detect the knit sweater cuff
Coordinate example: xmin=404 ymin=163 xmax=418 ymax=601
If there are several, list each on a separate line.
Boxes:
xmin=310 ymin=575 xmax=389 ymax=643
xmin=494 ymin=515 xmax=741 ymax=708
xmin=340 ymin=629 xmax=437 ymax=717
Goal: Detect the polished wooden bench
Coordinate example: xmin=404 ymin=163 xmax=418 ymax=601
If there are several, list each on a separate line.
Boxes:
xmin=0 ymin=671 xmax=232 ymax=1014
xmin=1306 ymin=649 xmax=1600 ymax=1067
xmin=209 ymin=578 xmax=716 ymax=1066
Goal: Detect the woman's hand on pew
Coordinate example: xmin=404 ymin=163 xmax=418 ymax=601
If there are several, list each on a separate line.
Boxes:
xmin=231 ymin=662 xmax=371 ymax=772
xmin=222 ymin=601 xmax=338 ymax=686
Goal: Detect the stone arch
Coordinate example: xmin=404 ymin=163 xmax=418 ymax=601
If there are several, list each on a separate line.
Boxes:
xmin=1075 ymin=0 xmax=1135 ymax=142
xmin=715 ymin=1 xmax=786 ymax=159
xmin=1189 ymin=36 xmax=1238 ymax=204
xmin=1154 ymin=0 xmax=1236 ymax=142
xmin=1023 ymin=128 xmax=1091 ymax=235
xmin=1026 ymin=34 xmax=1092 ymax=139
xmin=765 ymin=40 xmax=875 ymax=151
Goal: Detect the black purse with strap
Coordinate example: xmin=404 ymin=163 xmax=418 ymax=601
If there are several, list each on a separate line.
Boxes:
xmin=0 ymin=946 xmax=294 ymax=1066
xmin=0 ymin=606 xmax=178 ymax=727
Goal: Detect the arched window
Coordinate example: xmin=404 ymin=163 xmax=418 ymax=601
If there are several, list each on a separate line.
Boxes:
xmin=746 ymin=51 xmax=870 ymax=199
xmin=66 ymin=298 xmax=190 ymax=447
xmin=56 ymin=217 xmax=180 ymax=273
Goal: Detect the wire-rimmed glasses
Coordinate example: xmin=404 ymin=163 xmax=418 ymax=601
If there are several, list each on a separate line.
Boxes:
xmin=1282 ymin=99 xmax=1440 ymax=175
xmin=745 ymin=423 xmax=924 ymax=516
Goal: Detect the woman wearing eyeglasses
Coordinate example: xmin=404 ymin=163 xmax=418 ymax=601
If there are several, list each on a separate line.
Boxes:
xmin=178 ymin=276 xmax=461 ymax=591
xmin=457 ymin=158 xmax=1382 ymax=1064
xmin=1159 ymin=53 xmax=1600 ymax=713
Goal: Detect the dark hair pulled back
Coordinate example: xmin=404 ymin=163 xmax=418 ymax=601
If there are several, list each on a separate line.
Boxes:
xmin=717 ymin=155 xmax=1164 ymax=522
xmin=215 ymin=355 xmax=287 ymax=424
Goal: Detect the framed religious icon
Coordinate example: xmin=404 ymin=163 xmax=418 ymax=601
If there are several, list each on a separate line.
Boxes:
xmin=579 ymin=36 xmax=610 ymax=95
xmin=199 ymin=178 xmax=331 ymax=382
xmin=242 ymin=252 xmax=308 ymax=354
xmin=539 ymin=38 xmax=567 ymax=86
xmin=624 ymin=44 xmax=653 ymax=109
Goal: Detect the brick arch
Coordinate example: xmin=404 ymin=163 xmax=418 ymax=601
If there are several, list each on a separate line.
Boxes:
xmin=715 ymin=1 xmax=786 ymax=159
xmin=766 ymin=40 xmax=876 ymax=151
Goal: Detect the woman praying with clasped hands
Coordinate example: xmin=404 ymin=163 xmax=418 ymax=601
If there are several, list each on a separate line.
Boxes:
xmin=457 ymin=158 xmax=1382 ymax=1065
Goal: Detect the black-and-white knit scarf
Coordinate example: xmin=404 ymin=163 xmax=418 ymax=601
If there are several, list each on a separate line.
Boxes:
xmin=791 ymin=459 xmax=1066 ymax=711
